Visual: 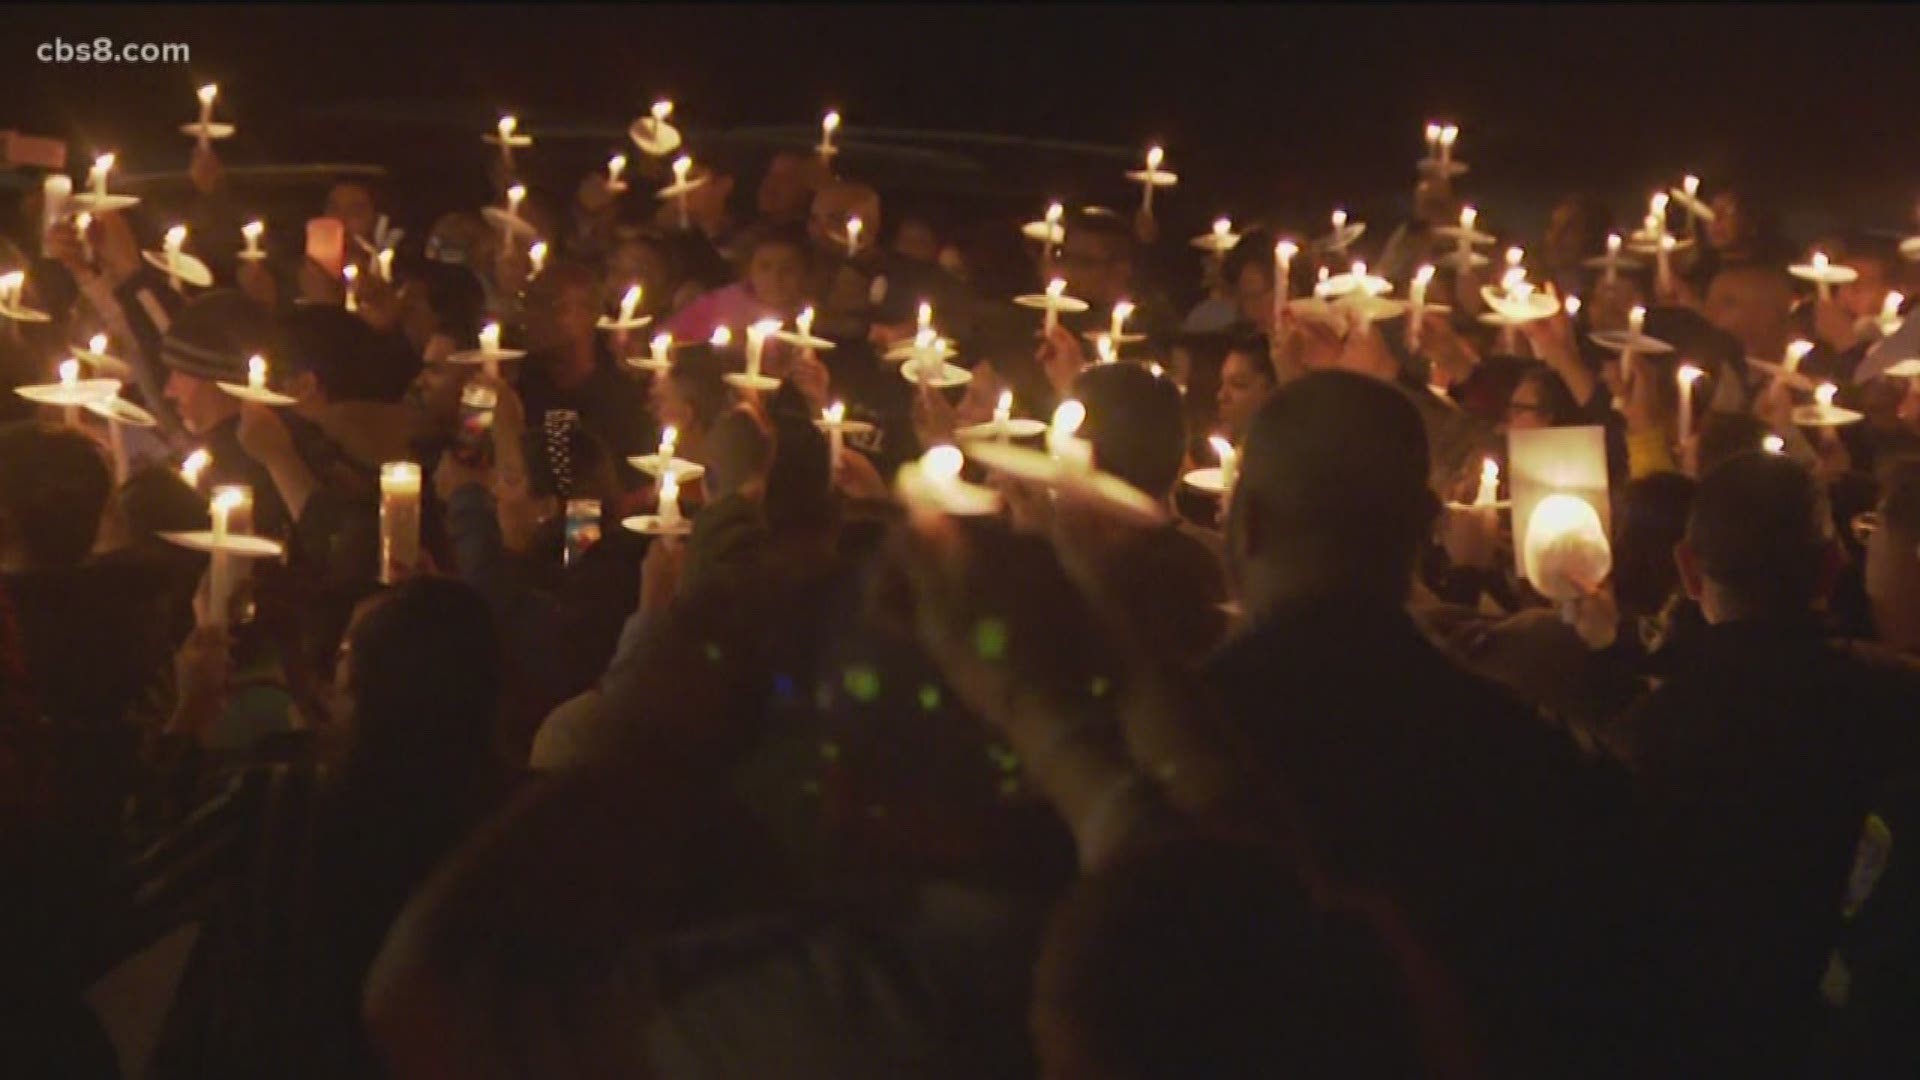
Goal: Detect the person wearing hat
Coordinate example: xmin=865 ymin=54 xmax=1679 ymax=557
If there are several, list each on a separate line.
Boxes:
xmin=159 ymin=292 xmax=290 ymax=531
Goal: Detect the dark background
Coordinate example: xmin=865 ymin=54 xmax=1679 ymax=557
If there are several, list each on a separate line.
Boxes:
xmin=2 ymin=3 xmax=1918 ymax=243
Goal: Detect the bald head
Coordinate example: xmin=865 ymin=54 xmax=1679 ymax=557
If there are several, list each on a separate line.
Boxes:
xmin=1230 ymin=372 xmax=1436 ymax=609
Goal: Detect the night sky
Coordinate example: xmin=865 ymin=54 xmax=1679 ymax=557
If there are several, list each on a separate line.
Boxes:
xmin=4 ymin=4 xmax=1918 ymax=240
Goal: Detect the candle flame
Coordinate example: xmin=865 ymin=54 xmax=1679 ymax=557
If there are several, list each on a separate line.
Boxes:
xmin=58 ymin=359 xmax=78 ymax=385
xmin=995 ymin=389 xmax=1012 ymax=415
xmin=479 ymin=322 xmax=501 ymax=352
xmin=846 ymin=215 xmax=863 ymax=240
xmin=1146 ymin=146 xmax=1164 ymax=171
xmin=248 ymin=355 xmax=267 ymax=389
xmin=917 ymin=300 xmax=932 ymax=331
xmin=619 ymin=285 xmax=642 ymax=317
xmin=1096 ymin=335 xmax=1116 ymax=363
xmin=1047 ymin=277 xmax=1066 ymax=299
xmin=1786 ymin=339 xmax=1814 ymax=371
xmin=822 ymin=110 xmax=841 ymax=135
xmin=1051 ymin=398 xmax=1085 ymax=439
xmin=197 ymin=83 xmax=218 ymax=105
xmin=1439 ymin=124 xmax=1458 ymax=146
xmin=652 ymin=332 xmax=672 ymax=359
xmin=1812 ymin=251 xmax=1829 ymax=271
xmin=651 ymin=100 xmax=673 ymax=122
xmin=1816 ymin=383 xmax=1838 ymax=408
xmin=1481 ymin=457 xmax=1500 ymax=486
xmin=212 ymin=486 xmax=245 ymax=515
xmin=242 ymin=220 xmax=263 ymax=241
xmin=608 ymin=153 xmax=627 ymax=180
xmin=1046 ymin=201 xmax=1063 ymax=224
xmin=1763 ymin=435 xmax=1785 ymax=454
xmin=93 ymin=152 xmax=115 ymax=175
xmin=528 ymin=240 xmax=548 ymax=272
xmin=1506 ymin=246 xmax=1524 ymax=269
xmin=1414 ymin=264 xmax=1436 ymax=287
xmin=1209 ymin=435 xmax=1234 ymax=462
xmin=88 ymin=333 xmax=107 ymax=354
xmin=1660 ymin=235 xmax=1676 ymax=253
xmin=1564 ymin=295 xmax=1582 ymax=318
xmin=1629 ymin=304 xmax=1646 ymax=330
xmin=164 ymin=225 xmax=187 ymax=249
xmin=507 ymin=184 xmax=526 ymax=208
xmin=1651 ymin=192 xmax=1669 ymax=215
xmin=1113 ymin=299 xmax=1135 ymax=324
xmin=922 ymin=444 xmax=964 ymax=483
xmin=673 ymin=155 xmax=691 ymax=183
xmin=1684 ymin=174 xmax=1700 ymax=197
xmin=180 ymin=448 xmax=211 ymax=486
xmin=1678 ymin=363 xmax=1705 ymax=386
xmin=1885 ymin=292 xmax=1906 ymax=321
xmin=710 ymin=325 xmax=732 ymax=347
xmin=376 ymin=248 xmax=394 ymax=282
xmin=797 ymin=306 xmax=815 ymax=336
xmin=824 ymin=401 xmax=845 ymax=424
xmin=497 ymin=115 xmax=517 ymax=140
xmin=661 ymin=425 xmax=679 ymax=454
xmin=1424 ymin=122 xmax=1441 ymax=143
xmin=1213 ymin=217 xmax=1232 ymax=237
xmin=749 ymin=317 xmax=782 ymax=340
xmin=1461 ymin=206 xmax=1477 ymax=230
xmin=1276 ymin=239 xmax=1298 ymax=261
xmin=1331 ymin=208 xmax=1347 ymax=230
xmin=1607 ymin=233 xmax=1622 ymax=254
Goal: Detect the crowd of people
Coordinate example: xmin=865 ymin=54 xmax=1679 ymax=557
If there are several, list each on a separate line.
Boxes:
xmin=2 ymin=96 xmax=1920 ymax=1079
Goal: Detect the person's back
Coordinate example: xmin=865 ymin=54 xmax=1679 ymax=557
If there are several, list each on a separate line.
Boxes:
xmin=1206 ymin=373 xmax=1661 ymax=1076
xmin=1614 ymin=452 xmax=1920 ymax=1072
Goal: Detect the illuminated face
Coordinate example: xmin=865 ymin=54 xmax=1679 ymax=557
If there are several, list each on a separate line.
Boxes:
xmin=607 ymin=240 xmax=672 ymax=313
xmin=758 ymin=152 xmax=818 ymax=223
xmin=1706 ymin=192 xmax=1750 ymax=253
xmin=1705 ymin=268 xmax=1794 ymax=363
xmin=1216 ymin=350 xmax=1274 ymax=440
xmin=1838 ymin=259 xmax=1891 ymax=320
xmin=747 ymin=243 xmax=808 ymax=313
xmin=163 ymin=368 xmax=238 ymax=436
xmin=1058 ymin=232 xmax=1128 ymax=305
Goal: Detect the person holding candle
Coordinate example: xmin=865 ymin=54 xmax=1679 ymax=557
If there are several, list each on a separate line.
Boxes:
xmin=157 ymin=292 xmax=292 ymax=530
xmin=665 ymin=224 xmax=812 ymax=348
xmin=649 ymin=150 xmax=743 ymax=261
xmin=1215 ymin=333 xmax=1278 ymax=442
xmin=519 ymin=261 xmax=659 ymax=490
xmin=755 ymin=148 xmax=833 ymax=229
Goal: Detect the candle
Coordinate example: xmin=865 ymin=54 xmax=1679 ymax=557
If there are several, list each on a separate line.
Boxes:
xmin=1677 ymin=364 xmax=1705 ymax=451
xmin=342 ymin=264 xmax=359 ymax=312
xmin=710 ymin=325 xmax=732 ymax=349
xmin=1273 ymin=240 xmax=1298 ymax=328
xmin=820 ymin=109 xmax=841 ymax=155
xmin=180 ymin=448 xmax=210 ymax=489
xmin=911 ymin=330 xmax=939 ymax=389
xmin=823 ymin=401 xmax=846 ymax=473
xmin=1043 ymin=277 xmax=1067 ymax=336
xmin=240 ymin=219 xmax=264 ymax=258
xmin=88 ymin=333 xmax=108 ymax=356
xmin=1628 ymin=304 xmax=1646 ymax=340
xmin=379 ymin=461 xmax=422 ymax=584
xmin=1095 ymin=334 xmax=1117 ymax=364
xmin=1331 ymin=208 xmax=1348 ymax=239
xmin=1882 ymin=291 xmax=1905 ymax=331
xmin=1649 ymin=192 xmax=1670 ymax=240
xmin=616 ymin=285 xmax=642 ymax=325
xmin=1473 ymin=457 xmax=1500 ymax=508
xmin=651 ymin=332 xmax=672 ymax=367
xmin=1785 ymin=339 xmax=1813 ymax=375
xmin=1140 ymin=146 xmax=1165 ymax=214
xmin=88 ymin=153 xmax=114 ymax=200
xmin=1564 ymin=295 xmax=1582 ymax=319
xmin=1408 ymin=265 xmax=1434 ymax=350
xmin=1816 ymin=382 xmax=1838 ymax=410
xmin=1762 ymin=435 xmax=1786 ymax=455
xmin=528 ymin=240 xmax=548 ymax=277
xmin=478 ymin=323 xmax=501 ymax=378
xmin=164 ymin=225 xmax=187 ymax=293
xmin=1211 ymin=217 xmax=1232 ymax=253
xmin=0 ymin=270 xmax=21 ymax=310
xmin=658 ymin=468 xmax=683 ymax=530
xmin=502 ymin=183 xmax=526 ymax=249
xmin=75 ymin=212 xmax=93 ymax=264
xmin=1424 ymin=122 xmax=1441 ymax=162
xmin=1209 ymin=435 xmax=1238 ymax=495
xmin=671 ymin=156 xmax=693 ymax=229
xmin=58 ymin=358 xmax=79 ymax=427
xmin=1110 ymin=299 xmax=1134 ymax=341
xmin=1811 ymin=251 xmax=1835 ymax=302
xmin=1438 ymin=124 xmax=1458 ymax=169
xmin=247 ymin=354 xmax=268 ymax=391
xmin=797 ymin=306 xmax=816 ymax=341
xmin=1048 ymin=398 xmax=1090 ymax=470
xmin=917 ymin=300 xmax=933 ymax=337
xmin=205 ymin=487 xmax=243 ymax=629
xmin=196 ymin=83 xmax=218 ymax=138
xmin=746 ymin=318 xmax=780 ymax=380
xmin=496 ymin=115 xmax=519 ymax=164
xmin=1505 ymin=246 xmax=1524 ymax=275
xmin=844 ymin=215 xmax=863 ymax=259
xmin=607 ymin=153 xmax=628 ymax=189
xmin=652 ymin=100 xmax=673 ymax=124
xmin=375 ymin=247 xmax=394 ymax=284
xmin=993 ymin=389 xmax=1013 ymax=443
xmin=657 ymin=424 xmax=679 ymax=465
xmin=1604 ymin=233 xmax=1623 ymax=283
xmin=1681 ymin=174 xmax=1702 ymax=230
xmin=1656 ymin=235 xmax=1676 ymax=294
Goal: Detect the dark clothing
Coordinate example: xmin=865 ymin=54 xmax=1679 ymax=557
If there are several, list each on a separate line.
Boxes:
xmin=1204 ymin=598 xmax=1667 ymax=1078
xmin=517 ymin=341 xmax=658 ymax=491
xmin=1093 ymin=521 xmax=1228 ymax=667
xmin=1614 ymin=618 xmax=1920 ymax=1076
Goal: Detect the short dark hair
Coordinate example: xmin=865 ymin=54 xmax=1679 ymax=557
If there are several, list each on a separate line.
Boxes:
xmin=1236 ymin=372 xmax=1436 ymax=597
xmin=1073 ymin=362 xmax=1187 ymax=500
xmin=745 ymin=220 xmax=813 ymax=270
xmin=1221 ymin=228 xmax=1276 ymax=291
xmin=1694 ymin=410 xmax=1771 ymax=478
xmin=0 ymin=422 xmax=110 ymax=567
xmin=1878 ymin=455 xmax=1920 ymax=540
xmin=1064 ymin=207 xmax=1136 ymax=264
xmin=1223 ymin=333 xmax=1276 ymax=384
xmin=1686 ymin=451 xmax=1832 ymax=614
xmin=273 ymin=305 xmax=417 ymax=403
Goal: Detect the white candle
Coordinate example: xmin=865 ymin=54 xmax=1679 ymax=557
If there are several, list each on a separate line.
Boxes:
xmin=1048 ymin=398 xmax=1090 ymax=470
xmin=342 ymin=264 xmax=360 ymax=312
xmin=1140 ymin=146 xmax=1164 ymax=213
xmin=651 ymin=333 xmax=672 ymax=367
xmin=1095 ymin=334 xmax=1117 ymax=364
xmin=240 ymin=220 xmax=264 ymax=258
xmin=1211 ymin=217 xmax=1232 ymax=253
xmin=1785 ymin=339 xmax=1813 ymax=375
xmin=618 ymin=285 xmax=642 ymax=325
xmin=58 ymin=358 xmax=80 ymax=427
xmin=205 ymin=486 xmax=245 ymax=629
xmin=1604 ymin=233 xmax=1623 ymax=283
xmin=797 ymin=306 xmax=816 ymax=341
xmin=247 ymin=354 xmax=268 ymax=391
xmin=1043 ymin=277 xmax=1067 ymax=336
xmin=1331 ymin=209 xmax=1348 ymax=244
xmin=496 ymin=115 xmax=519 ymax=163
xmin=74 ymin=212 xmax=93 ymax=264
xmin=180 ymin=448 xmax=211 ymax=489
xmin=1438 ymin=124 xmax=1458 ymax=169
xmin=478 ymin=324 xmax=501 ymax=378
xmin=1564 ymin=295 xmax=1582 ymax=319
xmin=503 ymin=184 xmax=525 ymax=248
xmin=1628 ymin=304 xmax=1646 ymax=340
xmin=912 ymin=330 xmax=938 ymax=389
xmin=1656 ymin=235 xmax=1675 ymax=294
xmin=1473 ymin=457 xmax=1499 ymax=508
xmin=1408 ymin=265 xmax=1434 ymax=350
xmin=1649 ymin=192 xmax=1670 ymax=240
xmin=993 ymin=389 xmax=1013 ymax=443
xmin=652 ymin=100 xmax=674 ymax=123
xmin=917 ymin=300 xmax=933 ymax=337
xmin=196 ymin=84 xmax=218 ymax=138
xmin=1677 ymin=364 xmax=1704 ymax=451
xmin=528 ymin=240 xmax=548 ymax=277
xmin=657 ymin=468 xmax=683 ymax=530
xmin=1110 ymin=299 xmax=1134 ymax=341
xmin=375 ymin=247 xmax=394 ymax=284
xmin=658 ymin=424 xmax=678 ymax=462
xmin=820 ymin=110 xmax=841 ymax=155
xmin=164 ymin=225 xmax=187 ymax=293
xmin=379 ymin=462 xmax=422 ymax=584
xmin=746 ymin=318 xmax=780 ymax=380
xmin=845 ymin=215 xmax=863 ymax=259
xmin=1816 ymin=382 xmax=1838 ymax=411
xmin=1209 ymin=435 xmax=1238 ymax=495
xmin=823 ymin=401 xmax=846 ymax=473
xmin=1882 ymin=291 xmax=1905 ymax=330
xmin=710 ymin=325 xmax=732 ymax=349
xmin=1763 ymin=434 xmax=1786 ymax=455
xmin=1811 ymin=251 xmax=1834 ymax=302
xmin=1424 ymin=122 xmax=1441 ymax=162
xmin=672 ymin=156 xmax=693 ymax=229
xmin=88 ymin=333 xmax=108 ymax=357
xmin=1273 ymin=240 xmax=1297 ymax=328
xmin=88 ymin=153 xmax=114 ymax=200
xmin=1681 ymin=174 xmax=1701 ymax=229
xmin=607 ymin=153 xmax=628 ymax=189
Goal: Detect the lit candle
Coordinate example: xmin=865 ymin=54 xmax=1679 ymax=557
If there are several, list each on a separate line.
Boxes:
xmin=1047 ymin=398 xmax=1090 ymax=470
xmin=1505 ymin=246 xmax=1524 ymax=275
xmin=1564 ymin=295 xmax=1582 ymax=319
xmin=88 ymin=153 xmax=114 ymax=200
xmin=652 ymin=100 xmax=673 ymax=124
xmin=671 ymin=156 xmax=693 ymax=229
xmin=823 ymin=401 xmax=847 ymax=473
xmin=1460 ymin=205 xmax=1478 ymax=233
xmin=88 ymin=333 xmax=108 ymax=356
xmin=1139 ymin=146 xmax=1165 ymax=214
xmin=163 ymin=225 xmax=187 ymax=293
xmin=844 ymin=215 xmax=863 ymax=259
xmin=1628 ymin=304 xmax=1646 ymax=340
xmin=1273 ymin=240 xmax=1297 ymax=328
xmin=917 ymin=300 xmax=933 ymax=337
xmin=1043 ymin=277 xmax=1067 ymax=336
xmin=1811 ymin=251 xmax=1835 ymax=302
xmin=657 ymin=424 xmax=678 ymax=463
xmin=502 ymin=183 xmax=526 ymax=249
xmin=247 ymin=354 xmax=268 ymax=391
xmin=1424 ymin=122 xmax=1441 ymax=161
xmin=820 ymin=110 xmax=841 ymax=156
xmin=1882 ymin=291 xmax=1906 ymax=335
xmin=1110 ymin=299 xmax=1134 ymax=341
xmin=205 ymin=486 xmax=244 ymax=629
xmin=478 ymin=323 xmax=501 ymax=378
xmin=710 ymin=325 xmax=732 ymax=349
xmin=1604 ymin=233 xmax=1623 ymax=284
xmin=528 ymin=240 xmax=548 ymax=277
xmin=797 ymin=306 xmax=816 ymax=341
xmin=911 ymin=330 xmax=939 ymax=390
xmin=1681 ymin=174 xmax=1702 ymax=231
xmin=618 ymin=285 xmax=642 ymax=325
xmin=1095 ymin=334 xmax=1117 ymax=364
xmin=74 ymin=212 xmax=93 ymax=264
xmin=1438 ymin=124 xmax=1458 ymax=169
xmin=1649 ymin=192 xmax=1670 ymax=240
xmin=993 ymin=388 xmax=1013 ymax=443
xmin=746 ymin=318 xmax=780 ymax=380
xmin=1408 ymin=265 xmax=1434 ymax=350
xmin=379 ymin=462 xmax=422 ymax=584
xmin=375 ymin=247 xmax=394 ymax=284
xmin=58 ymin=358 xmax=80 ymax=427
xmin=1473 ymin=457 xmax=1499 ymax=508
xmin=1762 ymin=435 xmax=1785 ymax=455
xmin=1656 ymin=235 xmax=1676 ymax=294
xmin=1211 ymin=216 xmax=1232 ymax=253
xmin=1816 ymin=382 xmax=1838 ymax=411
xmin=194 ymin=84 xmax=218 ymax=147
xmin=1677 ymin=363 xmax=1705 ymax=450
xmin=1331 ymin=208 xmax=1348 ymax=237
xmin=1785 ymin=339 xmax=1813 ymax=375
xmin=1209 ymin=435 xmax=1238 ymax=495
xmin=496 ymin=115 xmax=519 ymax=164
xmin=607 ymin=153 xmax=628 ymax=189
xmin=1046 ymin=201 xmax=1063 ymax=242
xmin=657 ymin=468 xmax=683 ymax=530
xmin=651 ymin=332 xmax=672 ymax=367
xmin=180 ymin=448 xmax=211 ymax=489
xmin=342 ymin=263 xmax=359 ymax=312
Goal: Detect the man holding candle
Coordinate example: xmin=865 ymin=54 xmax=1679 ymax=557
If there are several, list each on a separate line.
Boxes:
xmin=519 ymin=261 xmax=658 ymax=495
xmin=158 ymin=292 xmax=290 ymax=533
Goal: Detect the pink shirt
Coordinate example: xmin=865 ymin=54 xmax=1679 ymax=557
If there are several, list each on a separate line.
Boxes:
xmin=664 ymin=283 xmax=781 ymax=345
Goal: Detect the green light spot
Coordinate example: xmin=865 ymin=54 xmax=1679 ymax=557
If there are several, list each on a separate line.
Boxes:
xmin=1089 ymin=675 xmax=1111 ymax=698
xmin=999 ymin=776 xmax=1022 ymax=797
xmin=801 ymin=780 xmax=821 ymax=796
xmin=819 ymin=741 xmax=841 ymax=763
xmin=917 ymin=685 xmax=942 ymax=712
xmin=703 ymin=642 xmax=723 ymax=663
xmin=973 ymin=618 xmax=1009 ymax=661
xmin=843 ymin=664 xmax=882 ymax=703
